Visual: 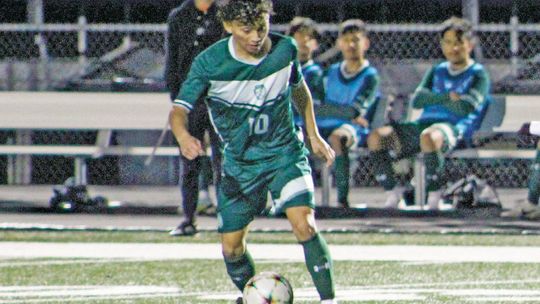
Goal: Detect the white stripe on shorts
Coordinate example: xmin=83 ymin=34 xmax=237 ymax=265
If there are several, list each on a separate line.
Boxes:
xmin=272 ymin=175 xmax=314 ymax=210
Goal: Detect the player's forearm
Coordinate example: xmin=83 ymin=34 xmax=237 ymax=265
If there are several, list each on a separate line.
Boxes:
xmin=413 ymin=89 xmax=474 ymax=116
xmin=292 ymin=82 xmax=320 ymax=138
xmin=411 ymin=89 xmax=450 ymax=108
xmin=169 ymin=106 xmax=191 ymax=143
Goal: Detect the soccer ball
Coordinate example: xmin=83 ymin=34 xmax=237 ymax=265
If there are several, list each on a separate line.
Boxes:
xmin=243 ymin=272 xmax=293 ymax=304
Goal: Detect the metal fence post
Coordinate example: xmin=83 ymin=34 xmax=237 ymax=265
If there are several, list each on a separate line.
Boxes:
xmin=510 ymin=15 xmax=519 ymax=77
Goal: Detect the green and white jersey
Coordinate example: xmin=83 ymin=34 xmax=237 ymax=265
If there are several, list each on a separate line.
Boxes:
xmin=174 ymin=32 xmax=306 ymax=165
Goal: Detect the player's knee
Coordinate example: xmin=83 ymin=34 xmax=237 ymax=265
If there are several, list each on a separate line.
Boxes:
xmin=222 ymin=243 xmax=246 ymax=260
xmin=291 ymin=219 xmax=317 ymax=242
xmin=367 ymin=131 xmax=382 ymax=150
xmin=328 ymin=134 xmax=344 ymax=151
xmin=420 ymin=130 xmax=442 ymax=152
xmin=328 ymin=134 xmax=341 ymax=148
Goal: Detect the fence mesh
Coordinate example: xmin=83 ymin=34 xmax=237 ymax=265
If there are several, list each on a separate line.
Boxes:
xmin=0 ymin=22 xmax=538 ymax=187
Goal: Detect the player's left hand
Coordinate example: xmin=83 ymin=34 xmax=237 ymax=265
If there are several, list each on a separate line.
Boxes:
xmin=309 ymin=134 xmax=335 ymax=167
xmin=352 ymin=116 xmax=369 ymax=128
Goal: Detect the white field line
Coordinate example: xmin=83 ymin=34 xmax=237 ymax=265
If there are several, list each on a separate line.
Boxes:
xmin=3 ymin=282 xmax=540 ymax=303
xmin=0 ymin=258 xmax=151 ymax=268
xmin=2 ymin=242 xmax=540 ymax=263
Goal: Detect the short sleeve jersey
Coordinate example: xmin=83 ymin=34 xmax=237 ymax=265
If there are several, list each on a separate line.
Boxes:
xmin=174 ymin=33 xmax=306 ymax=165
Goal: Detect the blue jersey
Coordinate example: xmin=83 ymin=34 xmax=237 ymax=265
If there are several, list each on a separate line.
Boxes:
xmin=317 ymin=61 xmax=380 ymax=129
xmin=412 ymin=61 xmax=491 ymax=145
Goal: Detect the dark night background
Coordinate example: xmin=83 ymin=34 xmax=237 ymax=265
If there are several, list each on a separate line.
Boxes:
xmin=1 ymin=0 xmax=540 ymax=24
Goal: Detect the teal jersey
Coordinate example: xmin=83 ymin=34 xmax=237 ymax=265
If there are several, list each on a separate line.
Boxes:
xmin=174 ymin=33 xmax=306 ymax=165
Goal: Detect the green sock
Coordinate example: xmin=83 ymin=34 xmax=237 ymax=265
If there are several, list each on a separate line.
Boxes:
xmin=424 ymin=151 xmax=443 ymax=192
xmin=372 ymin=150 xmax=396 ymax=190
xmin=300 ymin=233 xmax=335 ymax=300
xmin=224 ymin=251 xmax=255 ymax=291
xmin=528 ymin=149 xmax=540 ymax=205
xmin=334 ymin=154 xmax=350 ymax=204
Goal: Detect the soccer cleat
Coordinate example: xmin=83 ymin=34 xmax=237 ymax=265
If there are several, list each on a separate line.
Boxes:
xmin=236 ymin=296 xmax=243 ymax=304
xmin=383 ymin=187 xmax=406 ymax=209
xmin=426 ymin=190 xmax=443 ymax=210
xmin=169 ymin=221 xmax=198 ymax=236
xmin=501 ymin=200 xmax=540 ymax=220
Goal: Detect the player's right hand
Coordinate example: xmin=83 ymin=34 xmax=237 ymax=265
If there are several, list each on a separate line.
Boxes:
xmin=309 ymin=135 xmax=336 ymax=167
xmin=178 ymin=134 xmax=203 ymax=160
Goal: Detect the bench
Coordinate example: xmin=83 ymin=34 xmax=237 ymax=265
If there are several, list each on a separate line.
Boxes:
xmin=412 ymin=95 xmax=538 ymax=207
xmin=0 ymin=91 xmax=177 ymax=185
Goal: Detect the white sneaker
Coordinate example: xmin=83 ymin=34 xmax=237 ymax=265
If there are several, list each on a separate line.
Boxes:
xmin=426 ymin=190 xmax=443 ymax=210
xmin=501 ymin=200 xmax=540 ymax=220
xmin=384 ymin=187 xmax=406 ymax=209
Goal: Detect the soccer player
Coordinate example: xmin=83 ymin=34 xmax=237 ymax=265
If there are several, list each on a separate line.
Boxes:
xmin=316 ymin=19 xmax=380 ymax=207
xmin=165 ymin=0 xmax=223 ymax=236
xmin=367 ymin=16 xmax=490 ymax=210
xmin=287 ymin=17 xmax=324 ymax=105
xmin=501 ymin=121 xmax=540 ymax=219
xmin=169 ymin=0 xmax=337 ymax=303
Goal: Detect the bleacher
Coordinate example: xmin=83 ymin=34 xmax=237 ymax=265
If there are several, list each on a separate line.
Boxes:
xmin=0 ymin=91 xmax=177 ymax=185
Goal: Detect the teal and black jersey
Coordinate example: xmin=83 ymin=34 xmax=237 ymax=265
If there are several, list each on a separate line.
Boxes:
xmin=174 ymin=32 xmax=306 ymax=165
xmin=411 ymin=61 xmax=491 ymax=143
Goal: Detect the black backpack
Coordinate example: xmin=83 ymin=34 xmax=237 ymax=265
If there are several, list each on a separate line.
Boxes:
xmin=443 ymin=175 xmax=502 ymax=217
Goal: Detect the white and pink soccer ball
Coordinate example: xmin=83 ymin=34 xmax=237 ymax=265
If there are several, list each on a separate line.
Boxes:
xmin=243 ymin=272 xmax=293 ymax=304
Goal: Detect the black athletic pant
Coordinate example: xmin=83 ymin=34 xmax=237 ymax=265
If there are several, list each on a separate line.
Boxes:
xmin=180 ymin=100 xmax=222 ymax=224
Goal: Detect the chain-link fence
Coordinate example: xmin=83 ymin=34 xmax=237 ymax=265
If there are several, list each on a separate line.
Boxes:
xmin=0 ymin=21 xmax=539 ymax=187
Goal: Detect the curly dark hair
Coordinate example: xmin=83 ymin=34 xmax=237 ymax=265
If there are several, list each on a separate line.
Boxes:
xmin=217 ymin=0 xmax=274 ymax=24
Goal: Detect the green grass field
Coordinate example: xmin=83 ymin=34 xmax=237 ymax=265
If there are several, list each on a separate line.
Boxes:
xmin=2 ymin=230 xmax=540 ymax=303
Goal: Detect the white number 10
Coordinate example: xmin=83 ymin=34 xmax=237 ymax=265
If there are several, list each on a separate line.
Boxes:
xmin=248 ymin=114 xmax=269 ymax=135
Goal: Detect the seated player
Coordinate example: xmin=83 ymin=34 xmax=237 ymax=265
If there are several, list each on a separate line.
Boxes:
xmin=316 ymin=19 xmax=380 ymax=207
xmin=501 ymin=121 xmax=540 ymax=219
xmin=367 ymin=17 xmax=491 ymax=210
xmin=287 ymin=16 xmax=324 ymax=107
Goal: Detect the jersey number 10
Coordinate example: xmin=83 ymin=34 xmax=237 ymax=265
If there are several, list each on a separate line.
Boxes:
xmin=248 ymin=114 xmax=269 ymax=135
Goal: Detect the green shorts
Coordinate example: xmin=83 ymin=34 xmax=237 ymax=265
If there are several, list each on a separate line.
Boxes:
xmin=217 ymin=154 xmax=315 ymax=233
xmin=393 ymin=121 xmax=458 ymax=158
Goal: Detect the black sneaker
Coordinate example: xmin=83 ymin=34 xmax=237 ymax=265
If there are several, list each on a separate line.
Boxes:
xmin=235 ymin=296 xmax=243 ymax=304
xmin=169 ymin=221 xmax=198 ymax=236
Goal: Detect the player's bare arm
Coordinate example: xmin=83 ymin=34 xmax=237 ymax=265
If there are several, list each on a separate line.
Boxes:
xmin=169 ymin=107 xmax=203 ymax=160
xmin=292 ymin=80 xmax=335 ymax=166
